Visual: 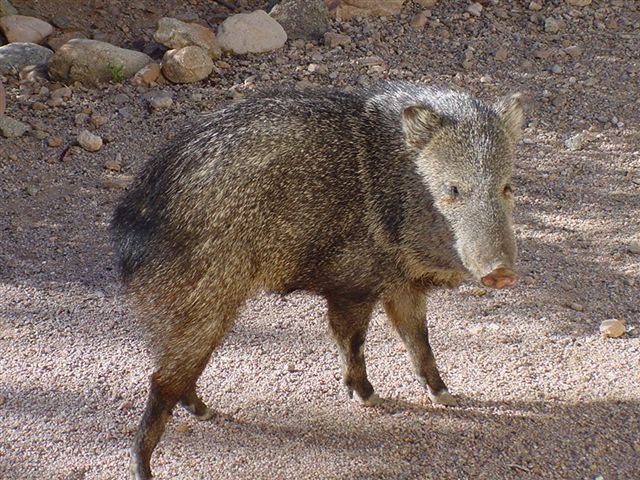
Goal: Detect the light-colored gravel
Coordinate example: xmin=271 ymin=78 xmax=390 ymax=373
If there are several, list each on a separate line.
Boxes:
xmin=1 ymin=1 xmax=639 ymax=479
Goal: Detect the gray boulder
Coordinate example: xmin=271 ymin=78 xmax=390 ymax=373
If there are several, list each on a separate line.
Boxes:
xmin=0 ymin=42 xmax=53 ymax=74
xmin=48 ymin=39 xmax=152 ymax=85
xmin=270 ymin=0 xmax=331 ymax=41
xmin=217 ymin=10 xmax=287 ymax=55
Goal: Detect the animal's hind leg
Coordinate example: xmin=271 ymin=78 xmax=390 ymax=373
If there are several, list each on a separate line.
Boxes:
xmin=130 ymin=304 xmax=240 ymax=480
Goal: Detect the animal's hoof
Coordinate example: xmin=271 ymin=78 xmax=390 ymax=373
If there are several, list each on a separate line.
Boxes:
xmin=430 ymin=389 xmax=457 ymax=406
xmin=195 ymin=407 xmax=216 ymax=421
xmin=353 ymin=391 xmax=382 ymax=406
xmin=181 ymin=399 xmax=215 ymax=420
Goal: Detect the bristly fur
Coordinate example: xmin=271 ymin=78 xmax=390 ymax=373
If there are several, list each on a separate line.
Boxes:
xmin=112 ymin=81 xmax=523 ymax=480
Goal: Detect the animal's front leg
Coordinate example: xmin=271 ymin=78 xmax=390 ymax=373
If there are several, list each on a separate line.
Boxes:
xmin=326 ymin=297 xmax=380 ymax=406
xmin=383 ymin=286 xmax=456 ymax=406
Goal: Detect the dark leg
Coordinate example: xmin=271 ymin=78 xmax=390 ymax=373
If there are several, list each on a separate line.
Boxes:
xmin=129 ymin=374 xmax=179 ymax=480
xmin=383 ymin=286 xmax=455 ymax=406
xmin=129 ymin=310 xmax=239 ymax=479
xmin=326 ymin=297 xmax=379 ymax=406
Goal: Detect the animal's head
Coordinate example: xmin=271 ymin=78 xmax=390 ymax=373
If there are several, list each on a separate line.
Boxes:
xmin=402 ymin=93 xmax=524 ymax=288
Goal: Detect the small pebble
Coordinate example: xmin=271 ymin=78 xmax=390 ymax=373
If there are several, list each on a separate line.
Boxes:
xmin=113 ymin=93 xmax=130 ymax=105
xmin=104 ymin=158 xmax=122 ymax=172
xmin=545 ymin=17 xmax=561 ymax=33
xmin=174 ymin=422 xmax=191 ymax=434
xmin=599 ymin=319 xmax=625 ymax=338
xmin=410 ymin=12 xmax=428 ymax=28
xmin=75 ymin=113 xmax=90 ymax=126
xmin=150 ymin=96 xmax=173 ymax=109
xmin=324 ymin=32 xmax=351 ymax=48
xmin=467 ymin=2 xmax=483 ymax=17
xmin=103 ymin=176 xmax=133 ymax=190
xmin=494 ymin=47 xmax=508 ymax=62
xmin=91 ymin=115 xmax=109 ymax=128
xmin=358 ymin=56 xmax=384 ymax=67
xmin=77 ymin=130 xmax=103 ymax=152
xmin=565 ymin=45 xmax=582 ymax=58
xmin=47 ymin=97 xmax=64 ymax=107
xmin=564 ymin=132 xmax=585 ymax=151
xmin=628 ymin=241 xmax=640 ymax=255
xmin=51 ymin=87 xmax=72 ymax=100
xmin=48 ymin=137 xmax=63 ymax=148
xmin=569 ymin=303 xmax=584 ymax=312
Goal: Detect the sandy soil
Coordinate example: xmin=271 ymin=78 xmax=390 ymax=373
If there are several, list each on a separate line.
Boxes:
xmin=1 ymin=1 xmax=639 ymax=479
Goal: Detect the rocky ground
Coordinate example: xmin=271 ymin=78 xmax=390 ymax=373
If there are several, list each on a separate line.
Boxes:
xmin=1 ymin=0 xmax=640 ymax=479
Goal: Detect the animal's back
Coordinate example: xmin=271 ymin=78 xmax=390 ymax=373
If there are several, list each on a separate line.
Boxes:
xmin=111 ymin=89 xmax=377 ymax=291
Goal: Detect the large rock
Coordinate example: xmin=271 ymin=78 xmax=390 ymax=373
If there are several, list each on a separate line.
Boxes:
xmin=154 ymin=17 xmax=221 ymax=59
xmin=48 ymin=39 xmax=153 ymax=85
xmin=0 ymin=15 xmax=53 ymax=43
xmin=0 ymin=0 xmax=17 ymax=17
xmin=328 ymin=0 xmax=405 ymax=18
xmin=0 ymin=42 xmax=53 ymax=74
xmin=270 ymin=0 xmax=331 ymax=41
xmin=217 ymin=10 xmax=287 ymax=55
xmin=161 ymin=46 xmax=213 ymax=84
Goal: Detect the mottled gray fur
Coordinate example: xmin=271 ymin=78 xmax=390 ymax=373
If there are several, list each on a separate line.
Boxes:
xmin=111 ymin=82 xmax=524 ymax=479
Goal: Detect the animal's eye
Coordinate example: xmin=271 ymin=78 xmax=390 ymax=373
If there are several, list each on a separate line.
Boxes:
xmin=449 ymin=185 xmax=460 ymax=198
xmin=503 ymin=184 xmax=513 ymax=195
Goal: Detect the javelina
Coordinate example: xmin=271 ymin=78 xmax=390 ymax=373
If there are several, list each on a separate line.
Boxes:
xmin=111 ymin=82 xmax=524 ymax=479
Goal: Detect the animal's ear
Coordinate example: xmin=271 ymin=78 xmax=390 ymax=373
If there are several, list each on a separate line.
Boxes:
xmin=401 ymin=105 xmax=442 ymax=150
xmin=495 ymin=93 xmax=524 ymax=143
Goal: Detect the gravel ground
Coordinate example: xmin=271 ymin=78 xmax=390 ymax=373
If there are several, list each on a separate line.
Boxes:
xmin=1 ymin=1 xmax=640 ymax=479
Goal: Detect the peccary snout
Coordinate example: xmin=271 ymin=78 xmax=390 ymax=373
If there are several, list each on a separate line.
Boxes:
xmin=481 ymin=266 xmax=518 ymax=289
